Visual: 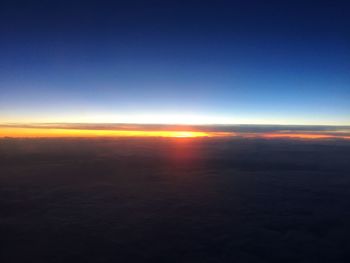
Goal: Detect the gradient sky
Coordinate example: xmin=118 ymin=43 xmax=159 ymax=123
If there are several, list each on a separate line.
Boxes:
xmin=1 ymin=0 xmax=349 ymax=125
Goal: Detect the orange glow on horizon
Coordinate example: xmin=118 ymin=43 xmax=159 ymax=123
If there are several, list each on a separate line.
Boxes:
xmin=0 ymin=127 xmax=218 ymax=138
xmin=1 ymin=127 xmax=349 ymax=140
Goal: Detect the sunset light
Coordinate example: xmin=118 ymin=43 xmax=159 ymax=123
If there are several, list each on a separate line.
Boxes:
xmin=1 ymin=126 xmax=350 ymax=140
xmin=0 ymin=127 xmax=218 ymax=138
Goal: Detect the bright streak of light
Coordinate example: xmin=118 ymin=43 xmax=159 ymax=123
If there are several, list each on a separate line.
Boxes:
xmin=0 ymin=127 xmax=232 ymax=138
xmin=1 ymin=127 xmax=349 ymax=140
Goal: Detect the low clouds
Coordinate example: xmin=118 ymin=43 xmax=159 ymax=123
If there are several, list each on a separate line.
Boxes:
xmin=0 ymin=137 xmax=350 ymax=262
xmin=1 ymin=123 xmax=350 ymax=140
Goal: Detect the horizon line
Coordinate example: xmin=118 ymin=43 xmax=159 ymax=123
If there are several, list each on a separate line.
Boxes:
xmin=1 ymin=122 xmax=350 ymax=127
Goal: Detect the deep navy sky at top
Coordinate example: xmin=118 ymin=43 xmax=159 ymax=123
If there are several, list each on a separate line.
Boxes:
xmin=0 ymin=0 xmax=349 ymax=124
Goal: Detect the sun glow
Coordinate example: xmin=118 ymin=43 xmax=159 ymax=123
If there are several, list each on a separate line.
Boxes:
xmin=0 ymin=127 xmax=214 ymax=138
xmin=172 ymin=131 xmax=205 ymax=138
xmin=1 ymin=126 xmax=349 ymax=140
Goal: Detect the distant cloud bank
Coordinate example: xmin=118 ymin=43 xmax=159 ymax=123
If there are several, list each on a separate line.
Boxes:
xmin=0 ymin=123 xmax=349 ymax=140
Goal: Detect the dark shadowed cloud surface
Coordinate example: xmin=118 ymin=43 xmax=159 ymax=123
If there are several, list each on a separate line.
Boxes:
xmin=1 ymin=137 xmax=350 ymax=262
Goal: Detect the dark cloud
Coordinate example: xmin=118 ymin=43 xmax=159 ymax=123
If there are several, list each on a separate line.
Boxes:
xmin=0 ymin=137 xmax=350 ymax=262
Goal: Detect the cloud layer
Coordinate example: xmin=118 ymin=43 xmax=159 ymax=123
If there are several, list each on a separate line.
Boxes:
xmin=1 ymin=123 xmax=350 ymax=140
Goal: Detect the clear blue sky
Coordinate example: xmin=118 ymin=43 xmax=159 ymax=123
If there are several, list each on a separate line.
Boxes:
xmin=0 ymin=0 xmax=349 ymax=125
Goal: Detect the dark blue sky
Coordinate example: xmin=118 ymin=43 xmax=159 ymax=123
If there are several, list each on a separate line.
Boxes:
xmin=1 ymin=0 xmax=349 ymax=124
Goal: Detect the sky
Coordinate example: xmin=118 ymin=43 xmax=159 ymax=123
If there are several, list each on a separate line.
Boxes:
xmin=0 ymin=0 xmax=349 ymax=125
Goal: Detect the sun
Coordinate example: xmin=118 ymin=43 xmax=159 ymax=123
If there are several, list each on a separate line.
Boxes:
xmin=171 ymin=131 xmax=208 ymax=138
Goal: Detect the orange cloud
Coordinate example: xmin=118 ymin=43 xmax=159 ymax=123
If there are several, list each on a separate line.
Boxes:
xmin=0 ymin=127 xmax=233 ymax=138
xmin=1 ymin=124 xmax=349 ymax=140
